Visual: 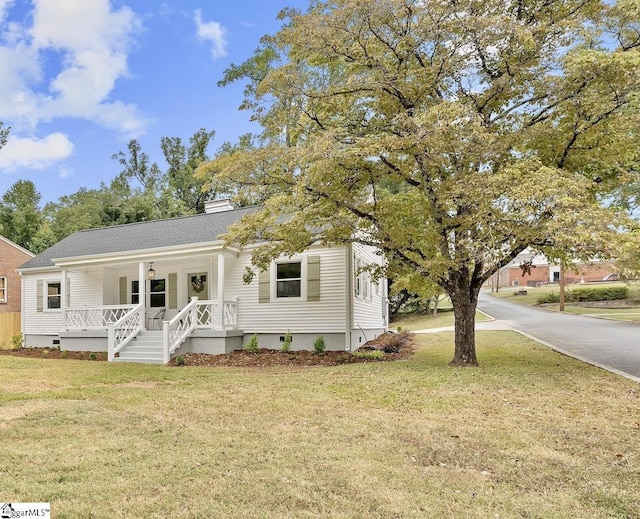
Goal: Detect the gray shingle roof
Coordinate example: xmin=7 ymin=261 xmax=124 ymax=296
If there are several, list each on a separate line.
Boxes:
xmin=20 ymin=206 xmax=258 ymax=270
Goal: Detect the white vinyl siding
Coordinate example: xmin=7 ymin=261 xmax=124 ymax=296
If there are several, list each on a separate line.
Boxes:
xmin=70 ymin=269 xmax=104 ymax=308
xmin=352 ymin=243 xmax=386 ymax=330
xmin=229 ymin=246 xmax=348 ymax=334
xmin=23 ymin=273 xmax=63 ymax=334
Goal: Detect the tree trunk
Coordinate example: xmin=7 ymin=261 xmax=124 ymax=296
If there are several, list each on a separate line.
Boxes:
xmin=449 ymin=279 xmax=480 ymax=367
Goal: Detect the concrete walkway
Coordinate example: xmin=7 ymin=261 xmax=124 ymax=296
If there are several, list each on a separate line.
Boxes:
xmin=413 ymin=315 xmax=512 ymax=334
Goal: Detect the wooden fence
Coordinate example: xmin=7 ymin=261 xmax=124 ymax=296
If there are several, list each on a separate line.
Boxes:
xmin=0 ymin=312 xmax=21 ymax=349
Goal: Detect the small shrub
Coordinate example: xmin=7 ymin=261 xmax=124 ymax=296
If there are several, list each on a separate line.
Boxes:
xmin=175 ymin=355 xmax=186 ymax=366
xmin=336 ymin=354 xmax=351 ymax=364
xmin=572 ymin=286 xmax=627 ymax=302
xmin=537 ymin=287 xmax=628 ymax=305
xmin=89 ymin=352 xmax=97 ymax=361
xmin=244 ymin=334 xmax=259 ymax=354
xmin=41 ymin=349 xmax=50 ymax=358
xmin=10 ymin=333 xmax=23 ymax=350
xmin=281 ymin=330 xmax=292 ymax=353
xmin=60 ymin=351 xmax=68 ymax=359
xmin=537 ymin=292 xmax=560 ymax=304
xmin=313 ymin=336 xmax=326 ymax=355
xmin=396 ymin=326 xmax=402 ymax=332
xmin=353 ymin=350 xmax=385 ymax=360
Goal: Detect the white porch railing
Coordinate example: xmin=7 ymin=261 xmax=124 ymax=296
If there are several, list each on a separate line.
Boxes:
xmin=107 ymin=303 xmax=144 ymax=361
xmin=163 ymin=297 xmax=199 ymax=364
xmin=162 ymin=299 xmax=239 ymax=363
xmin=195 ymin=299 xmax=239 ymax=330
xmin=64 ymin=299 xmax=239 ymax=364
xmin=66 ymin=305 xmax=136 ymax=330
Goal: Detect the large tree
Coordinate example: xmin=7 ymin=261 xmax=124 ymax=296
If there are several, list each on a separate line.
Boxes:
xmin=202 ymin=0 xmax=640 ymax=366
xmin=0 ymin=180 xmax=43 ymax=251
xmin=160 ymin=128 xmax=216 ymax=214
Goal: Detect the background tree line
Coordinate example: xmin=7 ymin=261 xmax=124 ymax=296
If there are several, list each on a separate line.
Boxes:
xmin=0 ymin=128 xmax=259 ymax=254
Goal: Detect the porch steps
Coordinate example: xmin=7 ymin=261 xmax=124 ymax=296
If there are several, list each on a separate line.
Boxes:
xmin=114 ymin=331 xmax=165 ymax=364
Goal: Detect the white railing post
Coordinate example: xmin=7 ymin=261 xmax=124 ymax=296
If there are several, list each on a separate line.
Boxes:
xmin=217 ymin=254 xmax=225 ymax=332
xmin=108 ymin=323 xmax=115 ymax=362
xmin=162 ymin=321 xmax=170 ymax=364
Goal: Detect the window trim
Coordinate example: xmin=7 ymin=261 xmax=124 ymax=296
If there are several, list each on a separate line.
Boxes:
xmin=354 ymin=257 xmax=372 ymax=302
xmin=275 ymin=260 xmax=303 ymax=300
xmin=149 ymin=278 xmax=166 ymax=308
xmin=271 ymin=257 xmax=307 ymax=301
xmin=0 ymin=276 xmax=6 ymax=303
xmin=131 ymin=280 xmax=140 ymax=305
xmin=45 ymin=281 xmax=62 ymax=311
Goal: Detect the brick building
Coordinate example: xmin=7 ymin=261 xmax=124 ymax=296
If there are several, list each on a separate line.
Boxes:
xmin=0 ymin=235 xmax=34 ymax=347
xmin=487 ymin=248 xmax=617 ymax=289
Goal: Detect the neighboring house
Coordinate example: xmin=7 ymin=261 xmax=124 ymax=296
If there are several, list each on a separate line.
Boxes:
xmin=0 ymin=235 xmax=35 ymax=348
xmin=18 ymin=201 xmax=388 ymax=363
xmin=488 ymin=248 xmax=617 ymax=288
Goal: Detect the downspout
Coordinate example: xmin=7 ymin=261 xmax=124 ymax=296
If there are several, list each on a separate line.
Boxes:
xmin=19 ymin=271 xmax=25 ymax=347
xmin=61 ymin=269 xmax=67 ymax=331
xmin=345 ymin=243 xmax=353 ymax=351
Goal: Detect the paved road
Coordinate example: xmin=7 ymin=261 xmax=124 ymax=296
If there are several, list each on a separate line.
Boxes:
xmin=477 ymin=291 xmax=640 ymax=381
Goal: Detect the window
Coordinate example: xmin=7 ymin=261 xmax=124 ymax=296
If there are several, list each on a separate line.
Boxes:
xmin=150 ymin=279 xmax=166 ymax=307
xmin=131 ymin=280 xmax=139 ymax=304
xmin=47 ymin=282 xmax=61 ymax=309
xmin=355 ymin=257 xmax=371 ymax=301
xmin=0 ymin=276 xmax=6 ymax=303
xmin=276 ymin=262 xmax=302 ymax=298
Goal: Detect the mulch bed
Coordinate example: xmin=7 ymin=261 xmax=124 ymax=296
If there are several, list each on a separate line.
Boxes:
xmin=0 ymin=332 xmax=415 ymax=368
xmin=0 ymin=348 xmax=107 ymax=361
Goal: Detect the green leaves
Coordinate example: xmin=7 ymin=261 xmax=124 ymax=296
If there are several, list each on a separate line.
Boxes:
xmin=203 ymin=0 xmax=640 ymax=362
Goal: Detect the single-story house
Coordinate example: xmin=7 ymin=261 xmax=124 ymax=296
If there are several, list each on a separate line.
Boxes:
xmin=18 ymin=200 xmax=388 ymax=363
xmin=0 ymin=235 xmax=34 ymax=348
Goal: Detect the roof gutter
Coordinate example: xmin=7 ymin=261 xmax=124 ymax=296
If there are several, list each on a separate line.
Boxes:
xmin=47 ymin=241 xmax=241 ymax=269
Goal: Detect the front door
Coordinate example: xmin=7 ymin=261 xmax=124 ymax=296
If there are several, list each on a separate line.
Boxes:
xmin=187 ymin=272 xmax=209 ymax=302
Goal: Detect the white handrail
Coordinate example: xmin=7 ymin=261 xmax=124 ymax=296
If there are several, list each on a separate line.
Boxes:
xmin=66 ymin=304 xmax=136 ymax=330
xmin=194 ymin=299 xmax=238 ymax=330
xmin=107 ymin=303 xmax=144 ymax=361
xmin=163 ymin=297 xmax=199 ymax=363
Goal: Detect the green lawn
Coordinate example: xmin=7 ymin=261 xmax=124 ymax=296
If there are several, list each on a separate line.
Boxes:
xmin=1 ymin=333 xmax=639 ymax=518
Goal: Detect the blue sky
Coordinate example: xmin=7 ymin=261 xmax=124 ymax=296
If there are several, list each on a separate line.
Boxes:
xmin=0 ymin=0 xmax=308 ymax=204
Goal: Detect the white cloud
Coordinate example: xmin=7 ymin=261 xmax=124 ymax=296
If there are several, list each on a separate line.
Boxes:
xmin=58 ymin=164 xmax=73 ymax=179
xmin=0 ymin=0 xmax=14 ymax=23
xmin=0 ymin=133 xmax=74 ymax=170
xmin=194 ymin=9 xmax=227 ymax=59
xmin=0 ymin=0 xmax=148 ymax=136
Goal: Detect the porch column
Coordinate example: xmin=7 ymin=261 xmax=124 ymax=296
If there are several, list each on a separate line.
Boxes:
xmin=217 ymin=253 xmax=225 ymax=329
xmin=61 ymin=268 xmax=68 ymax=330
xmin=139 ymin=261 xmax=147 ymax=330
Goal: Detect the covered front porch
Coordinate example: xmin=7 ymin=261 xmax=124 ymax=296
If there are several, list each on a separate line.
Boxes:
xmin=57 ymin=249 xmax=242 ymax=363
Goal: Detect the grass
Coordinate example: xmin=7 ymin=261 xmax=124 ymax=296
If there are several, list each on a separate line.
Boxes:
xmin=1 ymin=334 xmax=639 ymax=518
xmin=391 ymin=309 xmax=492 ymax=331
